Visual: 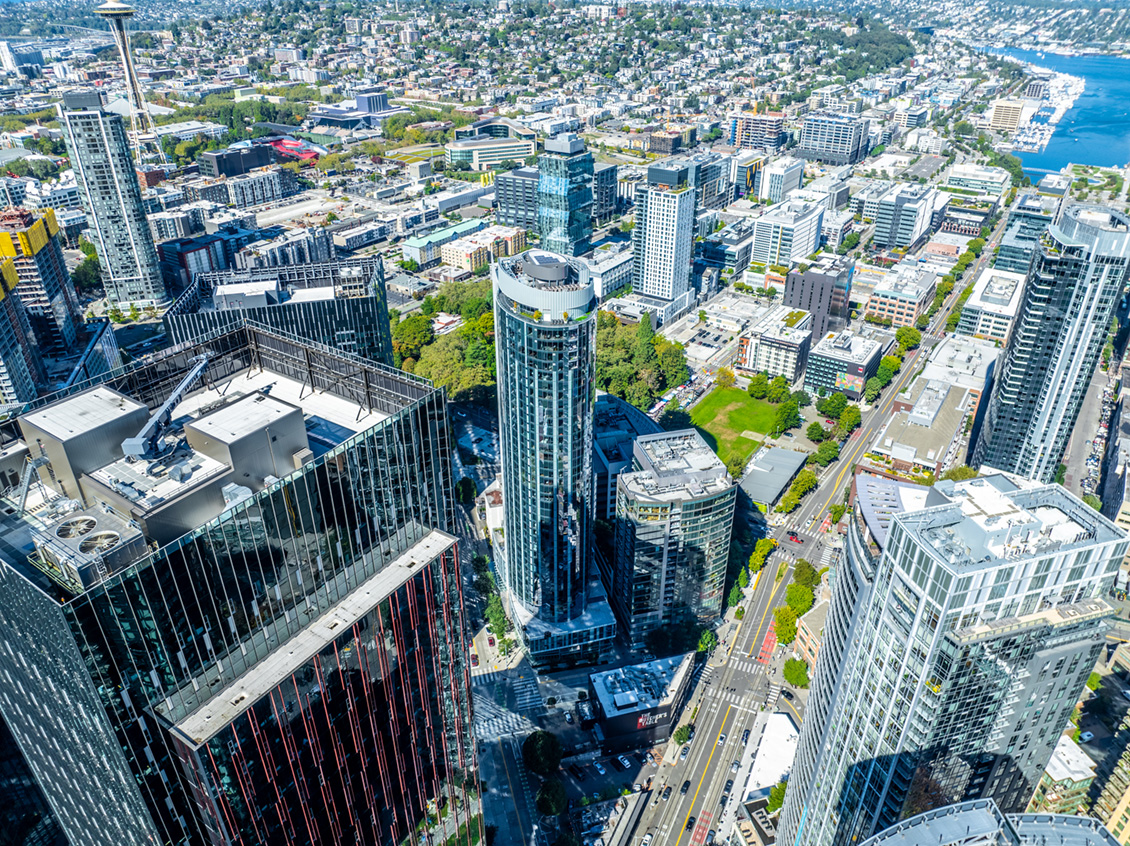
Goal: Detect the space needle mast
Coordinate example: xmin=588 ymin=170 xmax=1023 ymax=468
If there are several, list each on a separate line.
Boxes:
xmin=94 ymin=0 xmax=166 ymax=162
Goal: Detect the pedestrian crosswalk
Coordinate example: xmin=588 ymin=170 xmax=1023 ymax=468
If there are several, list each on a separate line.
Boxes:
xmin=512 ymin=674 xmax=543 ymax=714
xmin=470 ymin=669 xmax=505 ymax=688
xmin=819 ymin=545 xmax=839 ymax=569
xmin=472 ymin=691 xmax=537 ymax=740
xmin=727 ymin=658 xmax=764 ymax=676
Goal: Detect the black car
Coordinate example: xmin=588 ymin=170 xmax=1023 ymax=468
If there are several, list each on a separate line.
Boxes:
xmin=782 ymin=689 xmax=794 ymax=701
xmin=687 ymin=726 xmax=696 ymax=741
xmin=569 ymin=765 xmax=587 ymax=782
xmin=719 ymin=794 xmax=728 ymax=808
xmin=724 ymin=779 xmax=734 ymax=794
xmin=686 ymin=817 xmax=696 ymax=832
xmin=662 ymin=786 xmax=672 ymax=801
xmin=611 ymin=757 xmax=627 ymax=772
xmin=741 ymin=729 xmax=751 ymax=744
xmin=680 ymin=780 xmax=691 ymax=795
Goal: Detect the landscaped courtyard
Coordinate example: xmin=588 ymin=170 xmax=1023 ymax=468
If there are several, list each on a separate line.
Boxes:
xmin=689 ymin=387 xmax=778 ymax=465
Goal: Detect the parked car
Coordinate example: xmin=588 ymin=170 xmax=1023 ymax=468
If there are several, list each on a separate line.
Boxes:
xmin=662 ymin=786 xmax=672 ymax=801
xmin=1080 ymin=731 xmax=1095 ymax=743
xmin=731 ymin=760 xmax=740 ymax=773
xmin=594 ymin=762 xmax=607 ymax=775
xmin=680 ymin=746 xmax=690 ymax=761
xmin=741 ymin=729 xmax=751 ymax=744
xmin=565 ymin=712 xmax=575 ymax=724
xmin=617 ymin=755 xmax=633 ymax=770
xmin=782 ymin=689 xmax=794 ymax=700
xmin=680 ymin=780 xmax=691 ymax=795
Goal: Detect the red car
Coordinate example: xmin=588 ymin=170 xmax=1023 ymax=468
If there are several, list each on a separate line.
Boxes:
xmin=470 ymin=653 xmax=479 ymax=667
xmin=488 ymin=635 xmax=496 ymax=648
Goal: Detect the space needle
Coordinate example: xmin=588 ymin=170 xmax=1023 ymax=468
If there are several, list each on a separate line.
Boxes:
xmin=94 ymin=0 xmax=164 ymax=161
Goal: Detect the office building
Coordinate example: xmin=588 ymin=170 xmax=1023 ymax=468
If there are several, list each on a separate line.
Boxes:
xmin=593 ymin=162 xmax=618 ymax=222
xmin=593 ymin=392 xmax=662 ymax=521
xmin=537 ymin=133 xmax=593 ymax=257
xmin=804 ymin=330 xmax=882 ymax=400
xmin=784 ymin=255 xmax=854 ymax=338
xmin=996 ymin=193 xmax=1061 ymax=275
xmin=1025 ymin=736 xmax=1095 ymax=815
xmin=612 ymin=430 xmax=735 ymax=650
xmin=0 ymin=323 xmax=478 ymax=846
xmin=492 ymin=250 xmax=616 ymax=667
xmin=163 ymin=256 xmax=393 ymax=364
xmin=402 ymin=219 xmax=486 ymax=268
xmin=859 ymin=799 xmax=1119 ymax=846
xmin=731 ymin=151 xmax=765 ymax=199
xmin=234 ymin=226 xmax=333 ymax=270
xmin=759 ymin=156 xmax=804 ymax=204
xmin=751 ymin=199 xmax=824 ymax=267
xmin=577 ymin=240 xmax=633 ymax=299
xmin=0 ymin=41 xmax=44 ymax=73
xmin=872 ymin=184 xmax=948 ymax=250
xmin=736 ymin=305 xmax=812 ymax=382
xmin=57 ymin=91 xmax=167 ymax=306
xmin=779 ymin=474 xmax=1127 ymax=846
xmin=444 ymin=134 xmax=535 ymax=171
xmin=865 ymin=264 xmax=937 ymax=328
xmin=991 ymin=99 xmax=1025 ymax=132
xmin=454 ymin=116 xmax=537 ymax=142
xmin=0 ymin=208 xmax=81 ymax=353
xmin=702 ymin=219 xmax=756 ymax=274
xmin=0 ymin=258 xmax=45 ymax=404
xmin=955 ymin=268 xmax=1026 ymax=343
xmin=894 ymin=105 xmax=930 ymax=128
xmin=589 ymin=654 xmax=695 ymax=751
xmin=727 ymin=111 xmax=786 ymax=152
xmin=496 ymin=166 xmax=539 ymax=229
xmin=797 ymin=112 xmax=870 ymax=165
xmin=1094 ymin=708 xmax=1130 ymax=843
xmin=656 ymin=151 xmax=733 ymax=212
xmin=974 ymin=206 xmax=1130 ymax=483
xmin=946 ymin=163 xmax=1011 ymax=197
xmin=632 ymin=168 xmax=695 ymax=320
xmin=198 ymin=145 xmax=274 ymax=178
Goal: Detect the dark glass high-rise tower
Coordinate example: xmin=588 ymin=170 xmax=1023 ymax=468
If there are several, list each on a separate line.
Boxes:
xmin=537 ymin=133 xmax=593 ymax=257
xmin=492 ymin=250 xmax=616 ymax=667
xmin=0 ymin=323 xmax=479 ymax=846
xmin=973 ymin=205 xmax=1130 ymax=482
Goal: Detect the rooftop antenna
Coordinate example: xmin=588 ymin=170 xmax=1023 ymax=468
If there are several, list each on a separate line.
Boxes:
xmin=95 ymin=0 xmax=167 ymax=164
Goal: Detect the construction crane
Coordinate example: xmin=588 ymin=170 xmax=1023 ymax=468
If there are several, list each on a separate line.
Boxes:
xmin=121 ymin=355 xmax=209 ymax=460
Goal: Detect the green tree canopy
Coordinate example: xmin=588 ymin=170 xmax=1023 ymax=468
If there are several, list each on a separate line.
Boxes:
xmin=747 ymin=372 xmax=770 ymax=399
xmin=536 ymin=778 xmax=567 ymax=816
xmin=816 ymin=392 xmax=848 ymax=420
xmin=522 ymin=731 xmax=564 ymax=776
xmin=673 ymin=725 xmax=692 ymax=745
xmin=775 ymin=400 xmax=802 ymax=433
xmin=784 ymin=658 xmax=810 ymax=688
xmin=939 ymin=466 xmax=978 ymax=482
xmin=806 ymin=422 xmax=827 ymax=443
xmin=786 ymin=583 xmax=814 ymax=616
xmin=767 ymin=781 xmax=787 ymax=813
xmin=767 ymin=375 xmax=791 ymax=403
xmin=774 ymin=605 xmax=798 ymax=644
xmin=793 ymin=558 xmax=819 ymax=589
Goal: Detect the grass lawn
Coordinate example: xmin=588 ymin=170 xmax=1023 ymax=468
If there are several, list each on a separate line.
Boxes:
xmin=690 ymin=387 xmax=777 ymax=464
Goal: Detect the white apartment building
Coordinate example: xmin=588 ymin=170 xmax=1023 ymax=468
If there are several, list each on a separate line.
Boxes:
xmin=751 ymin=199 xmax=824 ymax=267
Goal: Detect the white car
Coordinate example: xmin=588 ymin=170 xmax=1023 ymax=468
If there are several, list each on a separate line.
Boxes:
xmin=618 ymin=755 xmax=632 ymax=769
xmin=594 ymin=762 xmax=607 ymax=775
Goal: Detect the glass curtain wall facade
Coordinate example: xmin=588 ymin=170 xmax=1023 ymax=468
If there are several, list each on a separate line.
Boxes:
xmin=974 ymin=206 xmax=1130 ymax=483
xmin=0 ymin=324 xmax=478 ymax=846
xmin=537 ymin=134 xmax=594 ymax=258
xmin=778 ymin=475 xmax=1127 ymax=846
xmin=163 ymin=257 xmax=394 ymax=366
xmin=57 ymin=91 xmax=167 ymax=307
xmin=612 ymin=430 xmax=735 ymax=650
xmin=494 ymin=251 xmax=595 ymax=620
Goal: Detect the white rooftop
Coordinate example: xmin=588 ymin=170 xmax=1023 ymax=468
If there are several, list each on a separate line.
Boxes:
xmin=21 ymin=386 xmax=146 ymax=442
xmin=1045 ymin=735 xmax=1096 ymax=784
xmin=744 ymin=712 xmax=799 ymax=798
xmin=187 ymin=393 xmax=298 ymax=445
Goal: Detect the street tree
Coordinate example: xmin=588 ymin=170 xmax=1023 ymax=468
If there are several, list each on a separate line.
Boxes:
xmin=522 ymin=731 xmax=564 ymax=776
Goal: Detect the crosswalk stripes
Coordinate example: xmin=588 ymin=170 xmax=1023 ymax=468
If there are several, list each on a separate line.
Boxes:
xmin=820 ymin=545 xmax=839 ymax=569
xmin=512 ymin=674 xmax=543 ymax=714
xmin=471 ymin=690 xmax=536 ymax=740
xmin=470 ymin=670 xmax=504 ymax=688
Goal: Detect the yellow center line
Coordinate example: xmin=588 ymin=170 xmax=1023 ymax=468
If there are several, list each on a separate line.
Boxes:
xmin=781 ymin=695 xmax=803 ymax=724
xmin=725 ymin=568 xmax=763 ymax=660
xmin=498 ymin=738 xmax=526 ymax=833
xmin=673 ymin=706 xmax=734 ymax=846
xmin=747 ymin=569 xmax=789 ymax=658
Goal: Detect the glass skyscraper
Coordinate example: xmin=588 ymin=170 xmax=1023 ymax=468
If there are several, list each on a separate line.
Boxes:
xmin=537 ymin=133 xmax=594 ymax=258
xmin=57 ymin=90 xmax=167 ymax=307
xmin=612 ymin=430 xmax=735 ymax=650
xmin=973 ymin=205 xmax=1130 ymax=483
xmin=492 ymin=250 xmax=616 ymax=667
xmin=778 ymin=474 xmax=1127 ymax=846
xmin=163 ymin=257 xmax=394 ymax=366
xmin=0 ymin=322 xmax=478 ymax=846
